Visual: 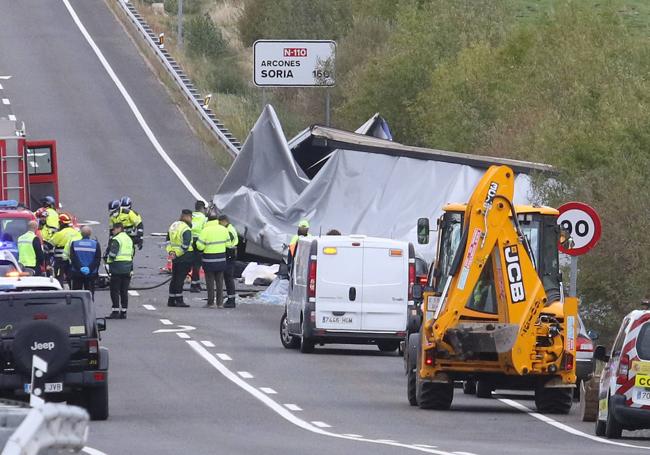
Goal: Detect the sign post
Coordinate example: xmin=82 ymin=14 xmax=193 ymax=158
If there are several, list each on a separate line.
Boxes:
xmin=557 ymin=202 xmax=602 ymax=297
xmin=253 ymin=40 xmax=336 ymax=124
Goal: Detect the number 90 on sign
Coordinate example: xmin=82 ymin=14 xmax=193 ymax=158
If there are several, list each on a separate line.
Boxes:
xmin=557 ymin=202 xmax=601 ymax=256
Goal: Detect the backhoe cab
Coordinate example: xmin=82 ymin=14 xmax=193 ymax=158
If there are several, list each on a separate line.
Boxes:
xmin=407 ymin=165 xmax=577 ymax=413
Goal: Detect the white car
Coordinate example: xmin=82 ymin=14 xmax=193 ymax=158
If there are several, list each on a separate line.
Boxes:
xmin=281 ymin=235 xmax=414 ymax=353
xmin=0 ymin=249 xmax=62 ymax=291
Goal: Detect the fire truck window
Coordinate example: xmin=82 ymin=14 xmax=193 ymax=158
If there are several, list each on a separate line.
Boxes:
xmin=26 ymin=147 xmax=52 ymax=175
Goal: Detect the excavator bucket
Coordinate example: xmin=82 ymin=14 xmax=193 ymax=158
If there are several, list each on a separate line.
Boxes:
xmin=446 ymin=323 xmax=519 ymax=355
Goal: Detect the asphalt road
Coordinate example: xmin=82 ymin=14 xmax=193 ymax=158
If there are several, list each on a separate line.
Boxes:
xmin=1 ymin=1 xmax=650 ymax=454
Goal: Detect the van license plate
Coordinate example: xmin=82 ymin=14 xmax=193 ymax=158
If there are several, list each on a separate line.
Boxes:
xmin=322 ymin=315 xmax=354 ymax=325
xmin=635 ymin=389 xmax=650 ymax=404
xmin=24 ymin=383 xmax=63 ymax=393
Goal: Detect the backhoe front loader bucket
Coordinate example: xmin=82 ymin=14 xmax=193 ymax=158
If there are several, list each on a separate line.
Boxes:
xmin=446 ymin=323 xmax=519 ymax=356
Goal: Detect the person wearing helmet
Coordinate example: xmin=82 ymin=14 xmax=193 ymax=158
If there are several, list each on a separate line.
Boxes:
xmin=287 ymin=219 xmax=311 ymax=272
xmin=110 ymin=197 xmax=144 ymax=250
xmin=35 ymin=196 xmax=59 ymax=242
xmin=48 ymin=213 xmax=81 ymax=286
xmin=190 ymin=200 xmax=207 ymax=293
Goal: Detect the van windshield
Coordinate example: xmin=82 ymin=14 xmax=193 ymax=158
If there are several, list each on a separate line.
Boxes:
xmin=637 ymin=323 xmax=650 ymax=360
xmin=0 ymin=297 xmax=87 ymax=338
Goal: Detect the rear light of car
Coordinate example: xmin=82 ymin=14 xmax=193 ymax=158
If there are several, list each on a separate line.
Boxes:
xmin=308 ymin=259 xmax=317 ymax=299
xmin=87 ymin=340 xmax=98 ymax=355
xmin=418 ymin=275 xmax=428 ymax=286
xmin=577 ymin=335 xmax=593 ymax=352
xmin=94 ymin=372 xmax=106 ymax=382
xmin=408 ymin=260 xmax=416 ymax=301
xmin=617 ymin=354 xmax=630 ymax=385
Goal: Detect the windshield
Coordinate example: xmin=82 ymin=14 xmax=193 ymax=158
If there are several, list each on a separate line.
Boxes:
xmin=435 ymin=212 xmax=463 ymax=293
xmin=518 ymin=215 xmax=561 ymax=301
xmin=0 ymin=296 xmax=87 ymax=338
xmin=0 ymin=218 xmax=28 ymax=243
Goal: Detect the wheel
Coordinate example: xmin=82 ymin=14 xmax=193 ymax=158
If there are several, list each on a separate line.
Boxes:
xmin=280 ymin=313 xmax=299 ymax=349
xmin=407 ymin=366 xmax=418 ymax=406
xmin=463 ymin=380 xmax=477 ymax=395
xmin=416 ymin=379 xmax=453 ymax=410
xmin=579 ymin=378 xmax=599 ymax=422
xmin=595 ymin=418 xmax=606 ymax=436
xmin=86 ymin=384 xmax=109 ymax=421
xmin=535 ymin=386 xmax=573 ymax=414
xmin=605 ymin=398 xmax=623 ymax=439
xmin=476 ymin=380 xmax=493 ymax=398
xmin=378 ymin=341 xmax=400 ymax=352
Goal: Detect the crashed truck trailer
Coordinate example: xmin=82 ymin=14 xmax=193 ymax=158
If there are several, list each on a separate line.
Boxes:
xmin=213 ymin=105 xmax=553 ymax=263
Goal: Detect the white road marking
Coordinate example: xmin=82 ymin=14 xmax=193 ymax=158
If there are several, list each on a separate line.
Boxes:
xmin=0 ymin=83 xmax=3 ymax=89
xmin=453 ymin=452 xmax=479 ymax=455
xmin=61 ymin=0 xmax=205 ymax=202
xmin=1 ymin=98 xmax=9 ymax=105
xmin=284 ymin=404 xmax=302 ymax=411
xmin=216 ymin=353 xmax=232 ymax=361
xmin=82 ymin=448 xmax=107 ymax=455
xmin=8 ymin=115 xmax=16 ymax=121
xmin=260 ymin=387 xmax=277 ymax=395
xmin=186 ymin=341 xmax=459 ymax=454
xmin=237 ymin=371 xmax=254 ymax=379
xmin=142 ymin=304 xmax=156 ymax=310
xmin=153 ymin=325 xmax=195 ymax=334
xmin=498 ymin=398 xmax=650 ymax=450
xmin=343 ymin=434 xmax=364 ymax=438
xmin=201 ymin=341 xmax=215 ymax=348
xmin=312 ymin=421 xmax=332 ymax=428
xmin=160 ymin=319 xmax=173 ymax=325
xmin=128 ymin=290 xmax=140 ymax=297
xmin=176 ymin=332 xmax=190 ymax=339
xmin=414 ymin=445 xmax=438 ymax=449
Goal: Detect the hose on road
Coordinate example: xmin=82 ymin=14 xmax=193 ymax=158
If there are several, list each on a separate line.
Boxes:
xmin=128 ymin=276 xmax=172 ymax=291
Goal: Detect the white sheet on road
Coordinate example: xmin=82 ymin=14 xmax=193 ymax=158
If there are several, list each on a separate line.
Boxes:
xmin=214 ymin=105 xmax=541 ymax=262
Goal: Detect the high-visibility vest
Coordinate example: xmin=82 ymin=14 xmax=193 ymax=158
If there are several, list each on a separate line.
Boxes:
xmin=289 ymin=234 xmax=311 ymax=257
xmin=108 ymin=232 xmax=134 ymax=263
xmin=110 ymin=209 xmax=142 ymax=236
xmin=44 ymin=209 xmax=59 ymax=231
xmin=166 ymin=221 xmax=191 ymax=256
xmin=70 ymin=238 xmax=98 ymax=273
xmin=17 ymin=231 xmax=37 ymax=267
xmin=227 ymin=224 xmax=239 ymax=247
xmin=191 ymin=212 xmax=207 ymax=239
xmin=196 ymin=220 xmax=231 ymax=265
xmin=51 ymin=227 xmax=81 ymax=260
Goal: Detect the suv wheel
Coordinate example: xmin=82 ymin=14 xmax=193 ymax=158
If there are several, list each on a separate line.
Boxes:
xmin=605 ymin=398 xmax=623 ymax=439
xmin=280 ymin=313 xmax=299 ymax=349
xmin=86 ymin=384 xmax=109 ymax=421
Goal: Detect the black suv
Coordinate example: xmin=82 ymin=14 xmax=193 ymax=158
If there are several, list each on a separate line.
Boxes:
xmin=0 ymin=291 xmax=109 ymax=420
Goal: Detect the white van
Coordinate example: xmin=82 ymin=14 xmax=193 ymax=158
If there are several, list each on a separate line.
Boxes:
xmin=280 ymin=235 xmax=414 ymax=353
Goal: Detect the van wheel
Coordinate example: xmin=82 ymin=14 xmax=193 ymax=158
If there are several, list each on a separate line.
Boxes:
xmin=86 ymin=384 xmax=109 ymax=421
xmin=416 ymin=379 xmax=453 ymax=410
xmin=605 ymin=398 xmax=623 ymax=439
xmin=535 ymin=386 xmax=573 ymax=414
xmin=476 ymin=380 xmax=493 ymax=398
xmin=595 ymin=418 xmax=606 ymax=436
xmin=463 ymin=380 xmax=477 ymax=395
xmin=378 ymin=341 xmax=400 ymax=352
xmin=280 ymin=313 xmax=299 ymax=349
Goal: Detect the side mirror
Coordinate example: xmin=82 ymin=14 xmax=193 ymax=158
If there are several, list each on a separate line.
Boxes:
xmin=593 ymin=345 xmax=609 ymax=362
xmin=412 ymin=284 xmax=423 ymax=300
xmin=96 ymin=318 xmax=106 ymax=332
xmin=587 ymin=329 xmax=599 ymax=341
xmin=417 ymin=218 xmax=430 ymax=245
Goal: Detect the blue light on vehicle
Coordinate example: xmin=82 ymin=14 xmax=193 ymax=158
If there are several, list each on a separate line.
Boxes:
xmin=0 ymin=284 xmax=16 ymax=291
xmin=0 ymin=200 xmax=18 ymax=209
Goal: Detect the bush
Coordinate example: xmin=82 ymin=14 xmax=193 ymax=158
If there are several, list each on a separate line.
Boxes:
xmin=185 ymin=14 xmax=227 ymax=59
xmin=164 ymin=0 xmax=203 ymax=15
xmin=205 ymin=58 xmax=247 ymax=95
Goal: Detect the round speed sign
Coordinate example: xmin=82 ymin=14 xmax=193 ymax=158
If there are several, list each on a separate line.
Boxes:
xmin=557 ymin=202 xmax=601 ymax=256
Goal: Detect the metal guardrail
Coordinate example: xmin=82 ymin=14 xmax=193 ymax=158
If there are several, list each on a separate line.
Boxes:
xmin=116 ymin=0 xmax=241 ymax=157
xmin=1 ymin=402 xmax=88 ymax=455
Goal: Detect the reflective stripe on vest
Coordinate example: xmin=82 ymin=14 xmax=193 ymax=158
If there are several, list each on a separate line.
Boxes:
xmin=227 ymin=224 xmax=239 ymax=247
xmin=17 ymin=231 xmax=36 ymax=267
xmin=196 ymin=221 xmax=230 ymax=255
xmin=111 ymin=232 xmax=134 ymax=263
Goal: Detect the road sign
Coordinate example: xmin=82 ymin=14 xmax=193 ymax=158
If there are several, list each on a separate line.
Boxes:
xmin=558 ymin=202 xmax=601 ymax=256
xmin=253 ymin=40 xmax=336 ymax=87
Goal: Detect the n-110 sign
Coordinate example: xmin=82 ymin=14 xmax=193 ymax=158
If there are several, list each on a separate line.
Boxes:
xmin=253 ymin=40 xmax=336 ymax=87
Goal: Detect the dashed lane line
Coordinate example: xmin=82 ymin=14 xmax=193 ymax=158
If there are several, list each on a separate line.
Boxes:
xmin=260 ymin=387 xmax=277 ymax=395
xmin=160 ymin=319 xmax=173 ymax=325
xmin=237 ymin=371 xmax=254 ymax=379
xmin=61 ymin=0 xmax=204 ymax=202
xmin=201 ymin=341 xmax=215 ymax=348
xmin=0 ymin=83 xmax=3 ymax=89
xmin=498 ymin=397 xmax=650 ymax=450
xmin=128 ymin=290 xmax=140 ymax=297
xmin=8 ymin=115 xmax=15 ymax=121
xmin=186 ymin=340 xmax=461 ymax=455
xmin=216 ymin=353 xmax=231 ymax=361
xmin=284 ymin=404 xmax=302 ymax=411
xmin=1 ymin=98 xmax=9 ymax=105
xmin=142 ymin=304 xmax=155 ymax=311
xmin=176 ymin=333 xmax=190 ymax=339
xmin=82 ymin=447 xmax=107 ymax=455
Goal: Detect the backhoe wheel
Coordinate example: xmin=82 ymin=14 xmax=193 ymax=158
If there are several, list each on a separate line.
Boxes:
xmin=534 ymin=386 xmax=573 ymax=414
xmin=407 ymin=366 xmax=417 ymax=406
xmin=462 ymin=380 xmax=477 ymax=395
xmin=417 ymin=379 xmax=453 ymax=410
xmin=476 ymin=380 xmax=493 ymax=399
xmin=406 ymin=333 xmax=420 ymax=406
xmin=605 ymin=398 xmax=623 ymax=439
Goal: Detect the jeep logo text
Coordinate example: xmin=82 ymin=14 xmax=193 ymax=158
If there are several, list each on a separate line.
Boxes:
xmin=504 ymin=246 xmax=526 ymax=303
xmin=31 ymin=341 xmax=55 ymax=351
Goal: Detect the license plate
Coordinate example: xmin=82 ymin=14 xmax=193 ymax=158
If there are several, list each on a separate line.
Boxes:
xmin=24 ymin=382 xmax=63 ymax=393
xmin=635 ymin=389 xmax=650 ymax=404
xmin=636 ymin=374 xmax=650 ymax=388
xmin=322 ymin=315 xmax=354 ymax=325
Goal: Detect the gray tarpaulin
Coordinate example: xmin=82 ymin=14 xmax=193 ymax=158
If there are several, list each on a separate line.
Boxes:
xmin=213 ymin=105 xmax=549 ymax=262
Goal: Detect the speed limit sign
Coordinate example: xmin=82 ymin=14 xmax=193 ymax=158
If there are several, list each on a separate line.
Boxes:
xmin=557 ymin=202 xmax=601 ymax=256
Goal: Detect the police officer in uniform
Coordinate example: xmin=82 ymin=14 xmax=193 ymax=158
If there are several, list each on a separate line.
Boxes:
xmin=218 ymin=214 xmax=238 ymax=308
xmin=17 ymin=220 xmax=44 ymax=275
xmin=106 ymin=223 xmax=134 ymax=319
xmin=196 ymin=210 xmax=232 ymax=308
xmin=190 ymin=201 xmax=207 ymax=292
xmin=166 ymin=210 xmax=193 ymax=307
xmin=69 ymin=226 xmax=102 ymax=298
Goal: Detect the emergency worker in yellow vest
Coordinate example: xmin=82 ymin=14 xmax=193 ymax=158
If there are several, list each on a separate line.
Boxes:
xmin=190 ymin=200 xmax=207 ymax=293
xmin=35 ymin=196 xmax=59 ymax=243
xmin=288 ymin=219 xmax=310 ymax=271
xmin=106 ymin=223 xmax=134 ymax=319
xmin=49 ymin=214 xmax=81 ymax=285
xmin=17 ymin=220 xmax=45 ymax=276
xmin=166 ymin=209 xmax=193 ymax=307
xmin=109 ymin=197 xmax=143 ymax=250
xmin=196 ymin=210 xmax=232 ymax=308
xmin=218 ymin=214 xmax=238 ymax=308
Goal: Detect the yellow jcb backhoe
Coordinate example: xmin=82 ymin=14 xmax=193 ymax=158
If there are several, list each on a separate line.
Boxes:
xmin=405 ymin=165 xmax=578 ymax=413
